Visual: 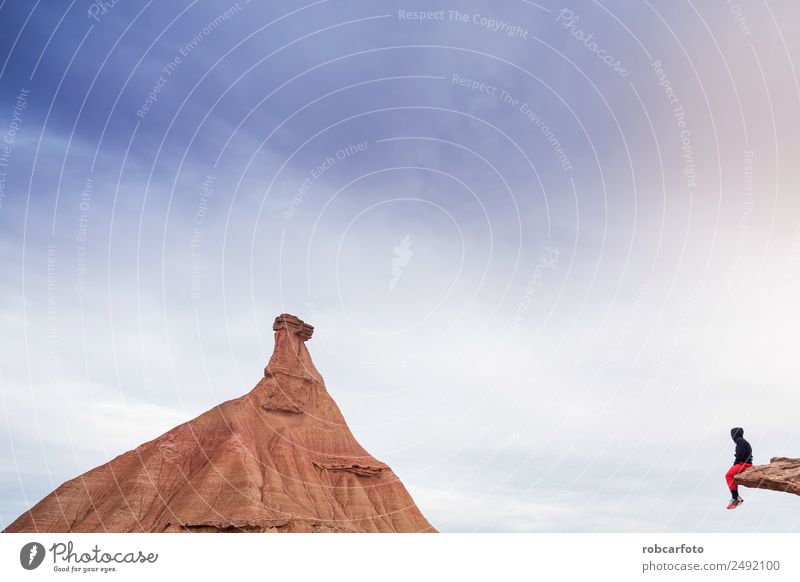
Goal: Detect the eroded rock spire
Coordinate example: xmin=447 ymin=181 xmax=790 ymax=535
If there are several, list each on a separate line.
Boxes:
xmin=4 ymin=314 xmax=435 ymax=533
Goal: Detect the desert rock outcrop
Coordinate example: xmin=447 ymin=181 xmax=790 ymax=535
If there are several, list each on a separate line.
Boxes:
xmin=735 ymin=457 xmax=800 ymax=496
xmin=4 ymin=314 xmax=435 ymax=533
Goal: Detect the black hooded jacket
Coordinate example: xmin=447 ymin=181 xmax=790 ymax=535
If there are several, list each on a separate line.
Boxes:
xmin=731 ymin=427 xmax=753 ymax=464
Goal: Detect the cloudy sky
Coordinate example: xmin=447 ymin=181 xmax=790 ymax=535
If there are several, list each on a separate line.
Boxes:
xmin=2 ymin=0 xmax=800 ymax=532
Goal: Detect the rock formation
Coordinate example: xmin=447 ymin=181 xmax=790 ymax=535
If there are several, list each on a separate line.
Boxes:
xmin=4 ymin=314 xmax=435 ymax=533
xmin=735 ymin=457 xmax=800 ymax=496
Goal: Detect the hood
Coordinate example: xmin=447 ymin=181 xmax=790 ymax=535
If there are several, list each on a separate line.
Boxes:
xmin=731 ymin=427 xmax=744 ymax=441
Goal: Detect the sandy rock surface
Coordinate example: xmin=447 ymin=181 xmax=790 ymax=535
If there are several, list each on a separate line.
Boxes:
xmin=4 ymin=314 xmax=435 ymax=533
xmin=735 ymin=457 xmax=800 ymax=496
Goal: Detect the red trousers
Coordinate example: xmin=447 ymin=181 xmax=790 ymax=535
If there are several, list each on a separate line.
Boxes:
xmin=726 ymin=462 xmax=752 ymax=492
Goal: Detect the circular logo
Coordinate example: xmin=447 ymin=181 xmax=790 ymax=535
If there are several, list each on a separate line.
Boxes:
xmin=19 ymin=542 xmax=46 ymax=570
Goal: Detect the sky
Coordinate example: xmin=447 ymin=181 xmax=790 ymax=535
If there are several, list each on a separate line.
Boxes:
xmin=2 ymin=0 xmax=800 ymax=532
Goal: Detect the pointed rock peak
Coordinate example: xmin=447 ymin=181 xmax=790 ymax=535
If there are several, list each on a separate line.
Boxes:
xmin=273 ymin=313 xmax=313 ymax=341
xmin=264 ymin=313 xmax=320 ymax=382
xmin=3 ymin=311 xmax=436 ymax=533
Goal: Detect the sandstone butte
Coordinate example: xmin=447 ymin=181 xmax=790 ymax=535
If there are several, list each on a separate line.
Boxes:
xmin=4 ymin=314 xmax=436 ymax=533
xmin=735 ymin=457 xmax=800 ymax=497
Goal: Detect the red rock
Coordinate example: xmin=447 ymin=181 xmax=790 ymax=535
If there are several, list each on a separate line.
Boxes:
xmin=735 ymin=457 xmax=800 ymax=496
xmin=4 ymin=314 xmax=435 ymax=533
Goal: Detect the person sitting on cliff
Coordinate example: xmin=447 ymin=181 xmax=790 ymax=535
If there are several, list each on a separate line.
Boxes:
xmin=726 ymin=427 xmax=753 ymax=510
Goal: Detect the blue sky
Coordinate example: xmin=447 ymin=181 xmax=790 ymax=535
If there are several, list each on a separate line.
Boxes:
xmin=2 ymin=0 xmax=800 ymax=532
